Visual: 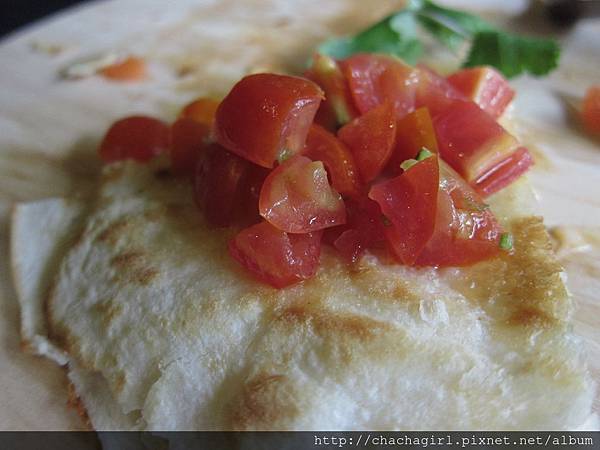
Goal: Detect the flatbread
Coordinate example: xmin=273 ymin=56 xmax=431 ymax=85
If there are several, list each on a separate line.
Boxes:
xmin=11 ymin=158 xmax=595 ymax=430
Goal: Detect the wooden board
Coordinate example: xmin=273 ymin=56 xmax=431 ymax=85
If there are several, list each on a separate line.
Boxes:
xmin=0 ymin=0 xmax=598 ymax=429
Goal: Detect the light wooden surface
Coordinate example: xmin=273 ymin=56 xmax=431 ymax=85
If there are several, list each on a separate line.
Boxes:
xmin=0 ymin=0 xmax=598 ymax=430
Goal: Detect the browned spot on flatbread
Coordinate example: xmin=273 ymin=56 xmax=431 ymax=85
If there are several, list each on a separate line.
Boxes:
xmin=110 ymin=251 xmax=144 ymax=268
xmin=132 ymin=267 xmax=159 ymax=285
xmin=114 ymin=372 xmax=127 ymax=394
xmin=67 ymin=381 xmax=93 ymax=430
xmin=230 ymin=373 xmax=299 ymax=430
xmin=349 ymin=263 xmax=421 ymax=304
xmin=92 ymin=299 xmax=124 ymax=328
xmin=449 ymin=216 xmax=567 ymax=330
xmin=97 ymin=218 xmax=130 ymax=243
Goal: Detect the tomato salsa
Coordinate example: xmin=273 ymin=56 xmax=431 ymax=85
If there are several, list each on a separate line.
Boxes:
xmin=98 ymin=54 xmax=532 ymax=288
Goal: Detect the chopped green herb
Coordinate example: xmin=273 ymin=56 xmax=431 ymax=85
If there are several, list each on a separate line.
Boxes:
xmin=499 ymin=232 xmax=513 ymax=250
xmin=416 ymin=147 xmax=433 ymax=160
xmin=278 ymin=148 xmax=293 ymax=163
xmin=400 ymin=158 xmax=418 ymax=171
xmin=318 ymin=0 xmax=560 ymax=78
xmin=381 ymin=215 xmax=392 ymax=227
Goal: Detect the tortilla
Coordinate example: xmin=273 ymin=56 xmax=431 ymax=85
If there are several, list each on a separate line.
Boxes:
xmin=11 ymin=156 xmax=595 ymax=430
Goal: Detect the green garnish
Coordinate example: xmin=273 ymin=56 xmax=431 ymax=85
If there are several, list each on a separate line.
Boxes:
xmin=400 ymin=159 xmax=418 ymax=171
xmin=416 ymin=147 xmax=433 ymax=161
xmin=278 ymin=148 xmax=293 ymax=163
xmin=499 ymin=232 xmax=514 ymax=250
xmin=381 ymin=215 xmax=392 ymax=227
xmin=318 ymin=0 xmax=560 ymax=78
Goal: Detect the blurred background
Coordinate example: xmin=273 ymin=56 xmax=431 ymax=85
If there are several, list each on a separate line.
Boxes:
xmin=0 ymin=0 xmax=85 ymax=37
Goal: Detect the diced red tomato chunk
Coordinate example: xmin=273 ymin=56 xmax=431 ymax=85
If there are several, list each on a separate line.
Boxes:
xmin=341 ymin=54 xmax=418 ymax=119
xmin=100 ymin=56 xmax=146 ymax=82
xmin=447 ymin=66 xmax=514 ymax=118
xmin=99 ymin=116 xmax=169 ymax=163
xmin=306 ymin=54 xmax=359 ymax=127
xmin=416 ymin=161 xmax=502 ymax=267
xmin=170 ymin=118 xmax=210 ymax=175
xmin=303 ymin=124 xmax=362 ymax=198
xmin=415 ymin=65 xmax=466 ymax=117
xmin=229 ymin=221 xmax=322 ymax=288
xmin=194 ymin=143 xmax=268 ymax=227
xmin=179 ymin=97 xmax=220 ymax=126
xmin=338 ymin=101 xmax=396 ymax=183
xmin=214 ymin=73 xmax=323 ymax=168
xmin=386 ymin=107 xmax=438 ymax=177
xmin=433 ymin=100 xmax=520 ymax=184
xmin=259 ymin=155 xmax=346 ymax=233
xmin=369 ymin=156 xmax=440 ymax=265
xmin=581 ymin=86 xmax=600 ymax=135
xmin=472 ymin=147 xmax=534 ymax=197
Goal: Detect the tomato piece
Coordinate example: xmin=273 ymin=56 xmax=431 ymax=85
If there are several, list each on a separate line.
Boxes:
xmin=306 ymin=54 xmax=359 ymax=127
xmin=386 ymin=107 xmax=438 ymax=177
xmin=170 ymin=118 xmax=210 ymax=175
xmin=369 ymin=156 xmax=439 ymax=265
xmin=259 ymin=155 xmax=346 ymax=233
xmin=416 ymin=161 xmax=502 ymax=267
xmin=100 ymin=56 xmax=146 ymax=82
xmin=338 ymin=101 xmax=396 ymax=183
xmin=581 ymin=86 xmax=600 ymax=135
xmin=447 ymin=66 xmax=514 ymax=118
xmin=473 ymin=147 xmax=534 ymax=197
xmin=179 ymin=97 xmax=220 ymax=126
xmin=98 ymin=116 xmax=169 ymax=163
xmin=433 ymin=100 xmax=520 ymax=184
xmin=302 ymin=124 xmax=362 ymax=198
xmin=415 ymin=65 xmax=466 ymax=117
xmin=194 ymin=143 xmax=267 ymax=227
xmin=333 ymin=197 xmax=386 ymax=262
xmin=229 ymin=221 xmax=322 ymax=288
xmin=215 ymin=73 xmax=324 ymax=168
xmin=341 ymin=54 xmax=418 ymax=119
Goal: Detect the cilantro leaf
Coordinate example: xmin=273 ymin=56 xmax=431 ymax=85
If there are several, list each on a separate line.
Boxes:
xmin=317 ymin=0 xmax=560 ymax=78
xmin=317 ymin=12 xmax=422 ymax=64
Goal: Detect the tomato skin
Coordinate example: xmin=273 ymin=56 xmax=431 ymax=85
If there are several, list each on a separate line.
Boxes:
xmin=386 ymin=107 xmax=438 ymax=177
xmin=415 ymin=65 xmax=466 ymax=117
xmin=214 ymin=73 xmax=324 ymax=168
xmin=99 ymin=116 xmax=169 ymax=163
xmin=581 ymin=86 xmax=600 ymax=135
xmin=416 ymin=161 xmax=502 ymax=267
xmin=473 ymin=147 xmax=534 ymax=197
xmin=306 ymin=54 xmax=359 ymax=128
xmin=302 ymin=124 xmax=362 ymax=198
xmin=369 ymin=157 xmax=439 ymax=265
xmin=433 ymin=100 xmax=520 ymax=184
xmin=170 ymin=118 xmax=210 ymax=175
xmin=229 ymin=221 xmax=322 ymax=288
xmin=338 ymin=101 xmax=397 ymax=183
xmin=179 ymin=97 xmax=220 ymax=126
xmin=341 ymin=54 xmax=418 ymax=119
xmin=259 ymin=155 xmax=346 ymax=233
xmin=447 ymin=66 xmax=514 ymax=118
xmin=194 ymin=143 xmax=268 ymax=227
xmin=333 ymin=197 xmax=386 ymax=262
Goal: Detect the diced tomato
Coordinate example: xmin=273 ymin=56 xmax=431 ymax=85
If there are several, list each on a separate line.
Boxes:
xmin=170 ymin=118 xmax=210 ymax=175
xmin=447 ymin=66 xmax=514 ymax=118
xmin=338 ymin=101 xmax=396 ymax=183
xmin=333 ymin=197 xmax=386 ymax=262
xmin=369 ymin=156 xmax=439 ymax=265
xmin=416 ymin=161 xmax=502 ymax=267
xmin=306 ymin=54 xmax=359 ymax=127
xmin=415 ymin=65 xmax=466 ymax=117
xmin=99 ymin=56 xmax=146 ymax=82
xmin=581 ymin=86 xmax=600 ymax=135
xmin=214 ymin=73 xmax=324 ymax=168
xmin=302 ymin=124 xmax=362 ymax=198
xmin=473 ymin=147 xmax=534 ymax=197
xmin=433 ymin=100 xmax=520 ymax=184
xmin=229 ymin=221 xmax=322 ymax=288
xmin=194 ymin=143 xmax=267 ymax=227
xmin=179 ymin=97 xmax=220 ymax=126
xmin=341 ymin=53 xmax=418 ymax=119
xmin=386 ymin=107 xmax=438 ymax=177
xmin=259 ymin=155 xmax=346 ymax=233
xmin=98 ymin=116 xmax=169 ymax=163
